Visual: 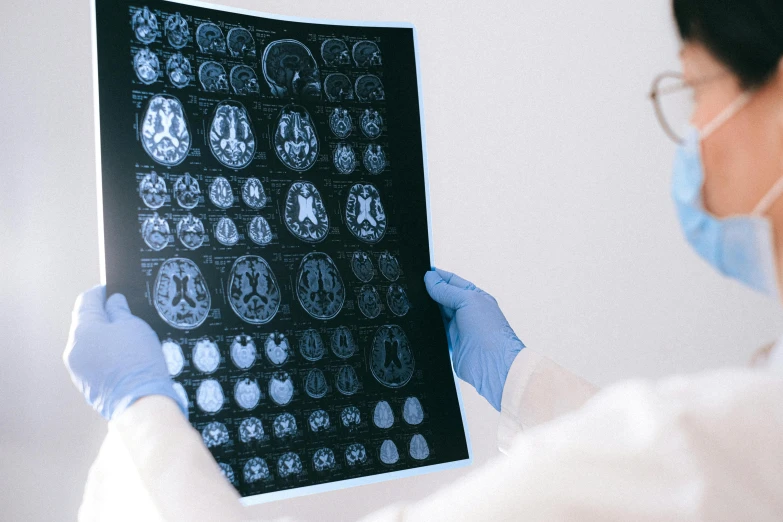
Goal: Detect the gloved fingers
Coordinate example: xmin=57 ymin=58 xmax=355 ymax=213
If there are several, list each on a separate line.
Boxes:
xmin=424 ymin=271 xmax=471 ymax=310
xmin=434 ymin=268 xmax=481 ymax=292
xmin=72 ymin=285 xmax=107 ymax=324
xmin=106 ymin=293 xmax=133 ymax=322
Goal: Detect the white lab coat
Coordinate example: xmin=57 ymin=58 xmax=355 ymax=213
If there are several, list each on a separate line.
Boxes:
xmin=78 ymin=347 xmax=783 ymax=521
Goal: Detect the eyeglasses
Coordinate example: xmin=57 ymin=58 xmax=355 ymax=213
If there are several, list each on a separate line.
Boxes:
xmin=648 ymin=71 xmax=728 ymax=145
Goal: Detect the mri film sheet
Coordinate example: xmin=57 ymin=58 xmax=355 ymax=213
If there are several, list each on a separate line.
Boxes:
xmin=93 ymin=0 xmax=469 ymax=503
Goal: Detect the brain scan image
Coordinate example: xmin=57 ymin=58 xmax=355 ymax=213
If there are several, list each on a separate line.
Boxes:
xmin=154 ymin=258 xmax=211 ymax=329
xmin=357 ymin=284 xmax=382 ymax=319
xmin=324 ymin=73 xmax=354 ymax=102
xmin=373 ymin=401 xmax=395 ymax=429
xmin=313 ymin=448 xmax=336 ymax=472
xmin=161 ymin=339 xmax=184 ymax=376
xmin=230 ymin=334 xmax=256 ymax=369
xmin=409 ymin=434 xmax=430 ymax=460
xmin=387 ymin=284 xmax=410 ymax=317
xmin=196 ymin=379 xmax=224 ymax=413
xmin=351 ymin=251 xmax=374 ymax=282
xmin=131 ymin=7 xmax=158 ymax=44
xmin=309 ymin=410 xmax=330 ymax=432
xmin=321 ymin=38 xmax=350 ymax=66
xmin=330 ymin=326 xmax=356 ymax=359
xmin=139 ymin=172 xmax=166 ymax=209
xmin=208 ymin=176 xmax=233 ymax=208
xmin=209 ymin=101 xmax=256 ymax=169
xmin=192 ymin=337 xmax=220 ymax=374
xmin=196 ymin=22 xmax=226 ymax=54
xmin=227 ymin=256 xmax=281 ymax=325
xmin=335 ymin=365 xmax=360 ymax=396
xmin=243 ymin=457 xmax=270 ymax=483
xmin=268 ymin=371 xmax=294 ymax=406
xmin=333 ymin=143 xmax=356 ymax=174
xmin=141 ymin=213 xmax=170 ymax=251
xmin=264 ymin=332 xmax=290 ymax=366
xmin=239 ymin=417 xmax=264 ymax=443
xmin=248 ymin=216 xmax=273 ymax=246
xmin=329 ymin=108 xmax=352 ymax=138
xmin=299 ymin=329 xmax=325 ymax=362
xmin=172 ymin=382 xmax=189 ymax=410
xmin=283 ymin=181 xmax=329 ymax=243
xmin=355 ymin=74 xmax=385 ymax=102
xmin=202 ymin=422 xmax=229 ymax=448
xmin=370 ymin=325 xmax=415 ymax=388
xmin=173 ymin=173 xmax=200 ymax=209
xmin=274 ymin=105 xmax=319 ymax=171
xmin=277 ymin=452 xmax=303 ymax=479
xmin=304 ymin=368 xmax=328 ymax=399
xmin=352 ymin=40 xmax=382 ymax=67
xmin=227 ymin=27 xmax=255 ymax=58
xmin=242 ymin=178 xmax=267 ymax=209
xmin=230 ymin=65 xmax=260 ymax=95
xmin=133 ymin=48 xmax=159 ymax=85
xmin=199 ymin=61 xmax=229 ymax=93
xmin=141 ymin=95 xmax=191 ymax=166
xmin=219 ymin=463 xmax=237 ymax=486
xmin=166 ymin=52 xmax=191 ymax=88
xmin=379 ymin=440 xmax=400 ymax=465
xmin=176 ymin=214 xmax=206 ymax=250
xmin=360 ymin=109 xmax=383 ymax=139
xmin=262 ymin=39 xmax=321 ymax=99
xmin=296 ymin=252 xmax=345 ymax=320
xmin=378 ymin=252 xmax=400 ymax=281
xmin=164 ymin=13 xmax=189 ymax=48
xmin=234 ymin=377 xmax=261 ymax=410
xmin=341 ymin=406 xmax=361 ymax=429
xmin=345 ymin=184 xmax=387 ymax=244
xmin=345 ymin=443 xmax=367 ymax=467
xmin=403 ymin=397 xmax=424 ymax=425
xmin=214 ymin=217 xmax=239 ymax=246
xmin=273 ymin=413 xmax=297 ymax=439
xmin=363 ymin=144 xmax=386 ymax=175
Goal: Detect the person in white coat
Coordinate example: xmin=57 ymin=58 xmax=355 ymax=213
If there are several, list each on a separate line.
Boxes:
xmin=64 ymin=0 xmax=783 ymax=520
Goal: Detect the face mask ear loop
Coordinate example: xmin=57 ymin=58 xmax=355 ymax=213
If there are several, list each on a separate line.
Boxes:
xmin=753 ymin=176 xmax=783 ymax=216
xmin=699 ymin=91 xmax=754 ymax=141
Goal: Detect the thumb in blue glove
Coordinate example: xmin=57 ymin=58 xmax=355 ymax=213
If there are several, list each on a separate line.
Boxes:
xmin=424 ymin=269 xmax=524 ymax=411
xmin=63 ymin=286 xmax=188 ymax=420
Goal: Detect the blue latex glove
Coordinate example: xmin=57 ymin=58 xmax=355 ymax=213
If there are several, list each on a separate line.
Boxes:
xmin=424 ymin=268 xmax=525 ymax=411
xmin=63 ymin=285 xmax=188 ymax=420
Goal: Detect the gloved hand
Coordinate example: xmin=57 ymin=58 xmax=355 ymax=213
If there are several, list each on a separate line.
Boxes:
xmin=424 ymin=269 xmax=524 ymax=411
xmin=63 ymin=285 xmax=188 ymax=420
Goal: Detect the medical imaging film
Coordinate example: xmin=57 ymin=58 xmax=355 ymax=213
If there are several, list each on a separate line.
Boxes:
xmin=94 ymin=0 xmax=469 ymax=500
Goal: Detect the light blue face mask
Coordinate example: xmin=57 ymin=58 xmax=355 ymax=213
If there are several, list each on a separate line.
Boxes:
xmin=672 ymin=91 xmax=783 ymax=298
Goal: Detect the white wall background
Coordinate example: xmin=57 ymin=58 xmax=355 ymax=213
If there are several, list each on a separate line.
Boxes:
xmin=2 ymin=0 xmax=782 ymax=520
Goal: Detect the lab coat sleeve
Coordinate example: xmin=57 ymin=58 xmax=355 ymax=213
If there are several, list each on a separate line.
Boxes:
xmin=497 ymin=348 xmax=599 ymax=452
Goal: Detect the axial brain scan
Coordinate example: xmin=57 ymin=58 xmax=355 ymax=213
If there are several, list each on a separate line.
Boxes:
xmin=176 ymin=214 xmax=206 ymax=250
xmin=165 ymin=12 xmax=188 ymax=48
xmin=304 ymin=368 xmax=328 ymax=399
xmin=173 ymin=173 xmax=200 ymax=209
xmin=341 ymin=406 xmax=361 ymax=429
xmin=299 ymin=328 xmax=325 ymax=361
xmin=141 ymin=213 xmax=170 ymax=251
xmin=141 ymin=94 xmax=191 ymax=166
xmin=373 ymin=400 xmax=394 ymax=429
xmin=131 ymin=7 xmax=158 ymax=44
xmin=262 ymin=39 xmax=321 ymax=99
xmin=214 ymin=216 xmax=239 ymax=246
xmin=154 ymin=258 xmax=211 ymax=329
xmin=192 ymin=337 xmax=220 ymax=373
xmin=360 ymin=109 xmax=383 ymax=139
xmin=172 ymin=382 xmax=188 ymax=410
xmin=274 ymin=105 xmax=319 ymax=172
xmin=283 ymin=181 xmax=329 ymax=243
xmin=350 ymin=251 xmax=374 ymax=282
xmin=234 ymin=378 xmax=261 ymax=410
xmin=378 ymin=252 xmax=401 ymax=281
xmin=248 ymin=216 xmax=273 ymax=246
xmin=139 ymin=172 xmax=166 ymax=209
xmin=357 ymin=284 xmax=382 ymax=319
xmin=345 ymin=443 xmax=367 ymax=466
xmin=335 ymin=365 xmax=360 ymax=396
xmin=309 ymin=409 xmax=330 ymax=432
xmin=363 ymin=144 xmax=386 ymax=175
xmin=296 ymin=252 xmax=345 ymax=320
xmin=269 ymin=371 xmax=294 ymax=406
xmin=324 ymin=73 xmax=354 ymax=102
xmin=209 ymin=101 xmax=256 ymax=169
xmin=219 ymin=463 xmax=237 ymax=486
xmin=345 ymin=183 xmax=387 ymax=243
xmin=239 ymin=417 xmax=264 ymax=443
xmin=277 ymin=452 xmax=303 ymax=478
xmin=196 ymin=379 xmax=224 ymax=413
xmin=161 ymin=339 xmax=184 ymax=376
xmin=321 ymin=38 xmax=350 ymax=66
xmin=230 ymin=334 xmax=257 ymax=369
xmin=273 ymin=413 xmax=297 ymax=439
xmin=409 ymin=434 xmax=430 ymax=460
xmin=264 ymin=332 xmax=290 ymax=366
xmin=208 ymin=176 xmax=233 ymax=209
xmin=242 ymin=178 xmax=267 ymax=209
xmin=202 ymin=422 xmax=229 ymax=448
xmin=243 ymin=457 xmax=270 ymax=483
xmin=199 ymin=61 xmax=229 ymax=93
xmin=329 ymin=108 xmax=352 ymax=138
xmin=386 ymin=284 xmax=410 ymax=317
xmin=352 ymin=40 xmax=382 ymax=67
xmin=330 ymin=326 xmax=356 ymax=359
xmin=403 ymin=397 xmax=424 ymax=425
xmin=230 ymin=65 xmax=260 ymax=95
xmin=227 ymin=27 xmax=256 ymax=58
xmin=196 ymin=22 xmax=226 ymax=54
xmin=227 ymin=256 xmax=281 ymax=325
xmin=333 ymin=143 xmax=356 ymax=174
xmin=379 ymin=439 xmax=399 ymax=465
xmin=313 ymin=448 xmax=335 ymax=472
xmin=133 ymin=48 xmax=159 ymax=85
xmin=370 ymin=325 xmax=415 ymax=388
xmin=166 ymin=52 xmax=191 ymax=88
xmin=355 ymin=74 xmax=385 ymax=102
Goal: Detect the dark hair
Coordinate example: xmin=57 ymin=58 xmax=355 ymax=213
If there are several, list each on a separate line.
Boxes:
xmin=673 ymin=0 xmax=783 ymax=89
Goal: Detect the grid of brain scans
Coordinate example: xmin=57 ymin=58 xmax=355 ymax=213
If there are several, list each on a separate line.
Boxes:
xmin=94 ymin=0 xmax=469 ymax=499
